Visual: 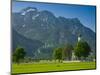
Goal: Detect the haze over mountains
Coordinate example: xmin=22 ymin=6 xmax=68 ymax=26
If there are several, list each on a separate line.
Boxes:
xmin=12 ymin=7 xmax=96 ymax=59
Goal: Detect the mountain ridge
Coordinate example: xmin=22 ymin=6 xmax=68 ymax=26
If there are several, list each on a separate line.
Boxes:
xmin=12 ymin=7 xmax=96 ymax=59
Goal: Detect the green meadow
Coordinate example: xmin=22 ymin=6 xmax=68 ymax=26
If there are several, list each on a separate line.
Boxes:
xmin=12 ymin=61 xmax=96 ymax=74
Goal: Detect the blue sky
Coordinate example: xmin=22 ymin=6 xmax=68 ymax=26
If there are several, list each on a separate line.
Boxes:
xmin=12 ymin=1 xmax=96 ymax=32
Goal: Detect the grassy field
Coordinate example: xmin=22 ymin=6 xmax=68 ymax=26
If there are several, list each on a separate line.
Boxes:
xmin=12 ymin=61 xmax=96 ymax=74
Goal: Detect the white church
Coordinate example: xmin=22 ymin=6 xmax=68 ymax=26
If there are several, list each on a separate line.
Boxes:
xmin=72 ymin=34 xmax=82 ymax=61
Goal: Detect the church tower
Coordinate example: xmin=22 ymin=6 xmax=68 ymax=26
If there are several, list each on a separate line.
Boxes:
xmin=78 ymin=34 xmax=82 ymax=42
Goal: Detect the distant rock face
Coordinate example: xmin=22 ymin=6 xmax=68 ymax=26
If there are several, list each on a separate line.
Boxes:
xmin=12 ymin=7 xmax=96 ymax=59
xmin=12 ymin=29 xmax=43 ymax=57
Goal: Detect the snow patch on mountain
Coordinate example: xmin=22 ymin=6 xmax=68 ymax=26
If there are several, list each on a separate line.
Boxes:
xmin=32 ymin=14 xmax=39 ymax=20
xmin=21 ymin=7 xmax=37 ymax=15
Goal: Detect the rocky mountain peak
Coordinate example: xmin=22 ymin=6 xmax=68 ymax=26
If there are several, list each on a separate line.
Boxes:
xmin=21 ymin=7 xmax=38 ymax=15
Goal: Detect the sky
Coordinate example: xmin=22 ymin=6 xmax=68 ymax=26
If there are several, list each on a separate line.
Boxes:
xmin=12 ymin=1 xmax=96 ymax=32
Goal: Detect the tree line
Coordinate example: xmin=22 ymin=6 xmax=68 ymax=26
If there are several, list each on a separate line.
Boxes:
xmin=13 ymin=40 xmax=91 ymax=63
xmin=53 ymin=41 xmax=91 ymax=62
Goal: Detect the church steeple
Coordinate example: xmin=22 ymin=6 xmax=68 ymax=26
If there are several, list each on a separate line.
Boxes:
xmin=78 ymin=34 xmax=82 ymax=42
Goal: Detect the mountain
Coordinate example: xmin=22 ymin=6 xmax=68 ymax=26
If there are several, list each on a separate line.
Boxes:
xmin=12 ymin=7 xmax=96 ymax=59
xmin=12 ymin=29 xmax=43 ymax=57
